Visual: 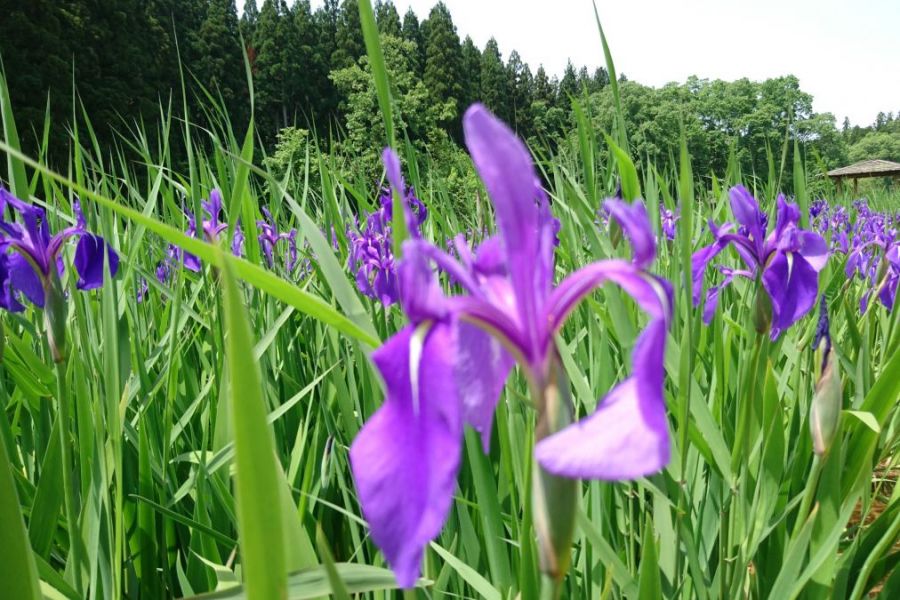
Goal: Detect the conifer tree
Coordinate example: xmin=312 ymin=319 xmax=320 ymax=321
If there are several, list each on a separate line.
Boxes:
xmin=460 ymin=36 xmax=482 ymax=110
xmin=374 ymin=0 xmax=402 ymax=37
xmin=592 ymin=66 xmax=610 ymax=91
xmin=401 ymin=8 xmax=425 ymax=76
xmin=558 ymin=60 xmax=578 ymax=104
xmin=533 ymin=66 xmax=556 ymax=107
xmin=332 ymin=0 xmax=364 ymax=69
xmin=422 ymin=2 xmax=464 ymax=124
xmin=197 ymin=0 xmax=246 ymax=120
xmin=480 ymin=38 xmax=509 ymax=122
xmin=254 ymin=0 xmax=289 ymax=133
xmin=240 ymin=0 xmax=260 ymax=45
xmin=507 ymin=50 xmax=533 ymax=136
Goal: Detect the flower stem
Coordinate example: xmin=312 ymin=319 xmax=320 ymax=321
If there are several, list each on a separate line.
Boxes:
xmin=55 ymin=359 xmax=83 ymax=596
xmin=539 ymin=573 xmax=561 ymax=600
xmin=531 ymin=354 xmax=578 ymax=586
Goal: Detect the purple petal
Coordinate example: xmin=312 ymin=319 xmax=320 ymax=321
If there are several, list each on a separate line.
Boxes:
xmin=183 ymin=252 xmax=201 ymax=273
xmin=463 ymin=104 xmax=547 ymax=354
xmin=350 ymin=323 xmax=462 ymax=588
xmin=398 ymin=240 xmax=446 ymax=322
xmin=382 ymin=148 xmax=420 ymax=238
xmin=797 ymin=231 xmax=828 ymax=272
xmin=547 ymin=259 xmax=671 ymax=332
xmin=0 ymin=254 xmax=25 ymax=312
xmin=603 ymin=199 xmax=656 ymax=269
xmin=691 ymin=240 xmax=728 ymax=306
xmin=203 ymin=189 xmax=223 ymax=227
xmin=9 ymin=253 xmax=44 ymax=307
xmin=455 ymin=321 xmax=513 ymax=451
xmin=74 ymin=234 xmax=119 ymax=290
xmin=762 ymin=251 xmax=819 ymax=339
xmin=535 ymin=318 xmax=670 ymax=479
xmin=773 ymin=194 xmax=800 ymax=240
xmin=729 ymin=186 xmax=766 ymax=252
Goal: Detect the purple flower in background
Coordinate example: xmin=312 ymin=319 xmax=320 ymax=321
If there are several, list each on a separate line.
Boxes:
xmin=257 ymin=207 xmax=297 ymax=271
xmin=347 ymin=179 xmax=427 ymax=306
xmin=350 ymin=105 xmax=672 ymax=587
xmin=660 ymin=203 xmax=678 ymax=241
xmin=0 ymin=187 xmax=119 ymax=312
xmin=136 ymin=277 xmax=149 ymax=303
xmin=692 ymin=186 xmax=828 ymax=339
xmin=156 ymin=260 xmax=171 ymax=284
xmin=848 ymin=235 xmax=899 ymax=312
xmin=173 ymin=189 xmax=243 ymax=271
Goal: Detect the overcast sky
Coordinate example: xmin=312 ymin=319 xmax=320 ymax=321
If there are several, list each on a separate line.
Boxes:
xmin=255 ymin=0 xmax=900 ymax=127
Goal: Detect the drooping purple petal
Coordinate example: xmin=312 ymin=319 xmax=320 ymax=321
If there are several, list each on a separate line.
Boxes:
xmin=9 ymin=253 xmax=45 ymax=307
xmin=0 ymin=254 xmax=25 ymax=312
xmin=702 ymin=267 xmax=752 ymax=324
xmin=762 ymin=251 xmax=819 ymax=340
xmin=535 ymin=318 xmax=670 ymax=479
xmin=73 ymin=234 xmax=120 ymax=290
xmin=398 ymin=239 xmax=447 ymax=323
xmin=455 ymin=321 xmax=513 ymax=451
xmin=797 ymin=231 xmax=829 ymax=272
xmin=349 ymin=323 xmax=462 ymax=589
xmin=603 ymin=199 xmax=656 ymax=269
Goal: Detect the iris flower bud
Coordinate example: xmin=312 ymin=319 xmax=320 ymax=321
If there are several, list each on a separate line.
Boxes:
xmin=810 ymin=300 xmax=841 ymax=456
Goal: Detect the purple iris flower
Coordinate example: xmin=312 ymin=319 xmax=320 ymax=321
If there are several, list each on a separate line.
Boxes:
xmin=692 ymin=186 xmax=828 ymax=339
xmin=848 ymin=236 xmax=899 ymax=312
xmin=660 ymin=203 xmax=678 ymax=241
xmin=136 ymin=277 xmax=149 ymax=303
xmin=349 ymin=105 xmax=672 ymax=587
xmin=347 ymin=181 xmax=427 ymax=306
xmin=256 ymin=207 xmax=297 ymax=271
xmin=173 ymin=189 xmax=242 ymax=271
xmin=0 ymin=187 xmax=119 ymax=312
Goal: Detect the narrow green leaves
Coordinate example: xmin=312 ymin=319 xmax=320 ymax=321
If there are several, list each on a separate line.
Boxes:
xmin=220 ymin=251 xmax=286 ymax=600
xmin=0 ymin=432 xmax=41 ymax=600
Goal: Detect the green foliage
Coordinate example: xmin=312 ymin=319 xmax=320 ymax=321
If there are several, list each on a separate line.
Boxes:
xmin=1 ymin=48 xmax=900 ymax=599
xmin=582 ymin=75 xmax=849 ymax=185
xmin=848 ymin=131 xmax=900 ymax=163
xmin=330 ymin=34 xmax=436 ymax=174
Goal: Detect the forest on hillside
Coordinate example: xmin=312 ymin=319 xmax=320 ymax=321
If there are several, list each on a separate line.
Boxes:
xmin=2 ymin=0 xmax=899 ymax=181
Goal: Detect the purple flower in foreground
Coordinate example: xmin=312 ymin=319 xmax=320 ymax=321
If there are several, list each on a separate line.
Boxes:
xmin=692 ymin=186 xmax=828 ymax=339
xmin=0 ymin=187 xmax=119 ymax=312
xmin=349 ymin=105 xmax=672 ymax=587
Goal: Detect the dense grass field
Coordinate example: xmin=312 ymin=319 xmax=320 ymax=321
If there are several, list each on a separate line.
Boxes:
xmin=1 ymin=6 xmax=899 ymax=600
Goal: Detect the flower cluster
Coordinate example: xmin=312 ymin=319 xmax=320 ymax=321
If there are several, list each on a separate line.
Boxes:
xmin=810 ymin=198 xmax=899 ymax=311
xmin=347 ymin=182 xmax=427 ymax=306
xmin=0 ymin=187 xmax=119 ymax=313
xmin=692 ymin=186 xmax=828 ymax=339
xmin=144 ymin=190 xmax=302 ymax=299
xmin=349 ymin=105 xmax=672 ymax=587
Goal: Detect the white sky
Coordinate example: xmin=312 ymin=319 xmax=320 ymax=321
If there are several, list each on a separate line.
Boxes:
xmin=261 ymin=0 xmax=900 ymax=127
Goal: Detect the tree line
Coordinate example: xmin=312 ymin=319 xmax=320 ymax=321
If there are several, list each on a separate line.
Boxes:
xmin=1 ymin=0 xmax=898 ymax=180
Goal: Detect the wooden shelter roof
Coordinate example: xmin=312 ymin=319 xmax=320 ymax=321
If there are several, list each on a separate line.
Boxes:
xmin=827 ymin=159 xmax=900 ymax=178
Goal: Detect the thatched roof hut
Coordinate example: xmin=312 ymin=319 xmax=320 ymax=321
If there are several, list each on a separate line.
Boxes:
xmin=827 ymin=159 xmax=900 ymax=194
